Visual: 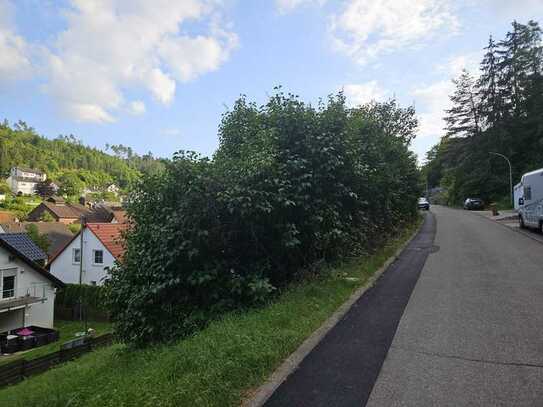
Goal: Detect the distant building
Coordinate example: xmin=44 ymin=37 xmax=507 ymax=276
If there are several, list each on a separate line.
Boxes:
xmin=48 ymin=223 xmax=126 ymax=286
xmin=27 ymin=197 xmax=126 ymax=226
xmin=6 ymin=167 xmax=47 ymax=195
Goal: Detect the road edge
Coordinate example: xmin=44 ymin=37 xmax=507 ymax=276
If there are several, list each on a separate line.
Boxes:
xmin=241 ymin=216 xmax=425 ymax=407
xmin=468 ymin=209 xmax=543 ymax=245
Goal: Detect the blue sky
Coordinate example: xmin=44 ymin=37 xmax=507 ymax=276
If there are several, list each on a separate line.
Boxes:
xmin=1 ymin=0 xmax=542 ymax=161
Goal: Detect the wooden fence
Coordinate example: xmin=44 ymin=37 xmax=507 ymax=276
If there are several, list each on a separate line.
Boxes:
xmin=0 ymin=333 xmax=114 ymax=389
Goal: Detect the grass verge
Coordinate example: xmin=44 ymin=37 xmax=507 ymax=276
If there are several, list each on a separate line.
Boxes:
xmin=0 ymin=219 xmax=421 ymax=407
xmin=0 ymin=320 xmax=112 ymax=366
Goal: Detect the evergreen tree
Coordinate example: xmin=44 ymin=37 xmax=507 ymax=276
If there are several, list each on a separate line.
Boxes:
xmin=478 ymin=36 xmax=501 ymax=127
xmin=444 ymin=70 xmax=482 ymax=138
xmin=425 ymin=20 xmax=543 ymax=206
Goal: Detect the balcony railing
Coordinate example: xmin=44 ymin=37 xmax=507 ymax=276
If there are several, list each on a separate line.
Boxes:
xmin=0 ymin=283 xmax=50 ymax=312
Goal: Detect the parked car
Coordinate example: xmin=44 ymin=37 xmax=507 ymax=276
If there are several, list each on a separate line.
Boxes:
xmin=418 ymin=197 xmax=430 ymax=210
xmin=463 ymin=198 xmax=484 ymax=210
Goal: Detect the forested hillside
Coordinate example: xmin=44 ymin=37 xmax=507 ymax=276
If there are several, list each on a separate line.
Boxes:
xmin=0 ymin=120 xmax=166 ymax=190
xmin=424 ymin=20 xmax=543 ymax=205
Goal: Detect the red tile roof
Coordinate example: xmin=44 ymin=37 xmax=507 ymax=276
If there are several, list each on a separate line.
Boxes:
xmin=111 ymin=209 xmax=127 ymax=224
xmin=86 ymin=223 xmax=127 ymax=260
xmin=0 ymin=211 xmax=17 ymax=223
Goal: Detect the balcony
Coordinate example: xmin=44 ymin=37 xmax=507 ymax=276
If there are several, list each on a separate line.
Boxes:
xmin=0 ymin=284 xmax=48 ymax=313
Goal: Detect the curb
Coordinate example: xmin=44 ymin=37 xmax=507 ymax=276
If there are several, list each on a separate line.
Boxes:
xmin=242 ymin=218 xmax=424 ymax=407
xmin=469 ymin=210 xmax=543 ymax=245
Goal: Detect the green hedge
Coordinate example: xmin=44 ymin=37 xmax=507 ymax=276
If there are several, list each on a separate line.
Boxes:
xmin=107 ymin=92 xmax=421 ymax=346
xmin=55 ymin=284 xmax=108 ymax=313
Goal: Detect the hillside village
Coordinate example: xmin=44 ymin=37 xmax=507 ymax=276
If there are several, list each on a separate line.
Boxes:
xmin=0 ymin=161 xmax=129 ymax=328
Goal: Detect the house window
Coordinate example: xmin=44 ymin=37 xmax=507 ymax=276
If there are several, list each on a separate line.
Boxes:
xmin=93 ymin=250 xmax=104 ymax=265
xmin=3 ymin=276 xmax=15 ymax=299
xmin=0 ymin=268 xmax=17 ymax=299
xmin=73 ymin=248 xmax=81 ymax=264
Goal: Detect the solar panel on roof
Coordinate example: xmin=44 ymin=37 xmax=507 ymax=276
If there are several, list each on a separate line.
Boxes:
xmin=0 ymin=233 xmax=48 ymax=261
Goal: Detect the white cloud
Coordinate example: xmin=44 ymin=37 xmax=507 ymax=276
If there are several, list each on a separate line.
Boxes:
xmin=128 ymin=100 xmax=146 ymax=115
xmin=342 ymin=81 xmax=387 ymax=106
xmin=6 ymin=0 xmax=237 ymax=123
xmin=330 ymin=0 xmax=459 ymax=65
xmin=275 ymin=0 xmax=325 ymax=14
xmin=411 ymin=80 xmax=453 ymax=138
xmin=436 ymin=51 xmax=482 ymax=77
xmin=0 ymin=0 xmax=33 ymax=84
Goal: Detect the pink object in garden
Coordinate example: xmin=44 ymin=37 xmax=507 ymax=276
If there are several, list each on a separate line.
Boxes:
xmin=16 ymin=328 xmax=34 ymax=336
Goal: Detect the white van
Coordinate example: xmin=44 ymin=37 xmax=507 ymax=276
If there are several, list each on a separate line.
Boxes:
xmin=518 ymin=168 xmax=543 ymax=232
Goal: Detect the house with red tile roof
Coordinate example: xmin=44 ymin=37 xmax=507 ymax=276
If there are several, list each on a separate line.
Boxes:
xmin=47 ymin=223 xmax=127 ymax=286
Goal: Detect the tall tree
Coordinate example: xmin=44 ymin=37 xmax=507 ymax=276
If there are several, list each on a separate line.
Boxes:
xmin=425 ymin=20 xmax=543 ymax=206
xmin=478 ymin=36 xmax=502 ymax=127
xmin=444 ymin=70 xmax=482 ymax=138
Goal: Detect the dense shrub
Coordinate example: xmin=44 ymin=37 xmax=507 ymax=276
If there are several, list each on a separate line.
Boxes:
xmin=56 ymin=284 xmax=108 ymax=312
xmin=106 ymin=91 xmax=420 ymax=346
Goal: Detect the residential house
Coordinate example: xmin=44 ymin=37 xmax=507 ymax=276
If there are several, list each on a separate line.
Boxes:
xmin=0 ymin=233 xmax=63 ymax=332
xmin=0 ymin=222 xmax=74 ymax=259
xmin=26 ymin=196 xmax=114 ymax=225
xmin=6 ymin=167 xmax=47 ymax=195
xmin=48 ymin=223 xmax=126 ymax=286
xmin=0 ymin=233 xmax=48 ymax=264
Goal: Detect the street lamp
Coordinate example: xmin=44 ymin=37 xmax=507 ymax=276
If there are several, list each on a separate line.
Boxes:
xmin=489 ymin=152 xmax=513 ymax=207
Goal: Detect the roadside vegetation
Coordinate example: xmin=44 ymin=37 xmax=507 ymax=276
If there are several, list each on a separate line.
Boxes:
xmin=0 ymin=221 xmax=420 ymax=406
xmin=107 ymin=90 xmax=420 ymax=346
xmin=423 ymin=20 xmax=543 ymax=206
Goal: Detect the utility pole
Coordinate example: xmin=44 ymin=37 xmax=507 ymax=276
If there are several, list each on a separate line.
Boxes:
xmin=79 ymin=215 xmax=86 ymax=330
xmin=489 ymin=152 xmax=513 ymax=207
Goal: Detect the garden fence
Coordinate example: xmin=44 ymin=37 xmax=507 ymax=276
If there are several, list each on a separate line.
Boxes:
xmin=0 ymin=333 xmax=114 ymax=389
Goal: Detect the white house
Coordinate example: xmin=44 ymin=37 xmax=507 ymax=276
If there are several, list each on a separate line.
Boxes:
xmin=6 ymin=167 xmax=47 ymax=195
xmin=0 ymin=234 xmax=63 ymax=333
xmin=48 ymin=223 xmax=126 ymax=286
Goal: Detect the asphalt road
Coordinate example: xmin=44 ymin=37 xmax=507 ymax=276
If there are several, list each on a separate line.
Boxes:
xmin=368 ymin=205 xmax=543 ymax=406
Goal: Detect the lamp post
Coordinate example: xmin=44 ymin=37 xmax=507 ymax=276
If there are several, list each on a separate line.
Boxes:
xmin=489 ymin=152 xmax=513 ymax=207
